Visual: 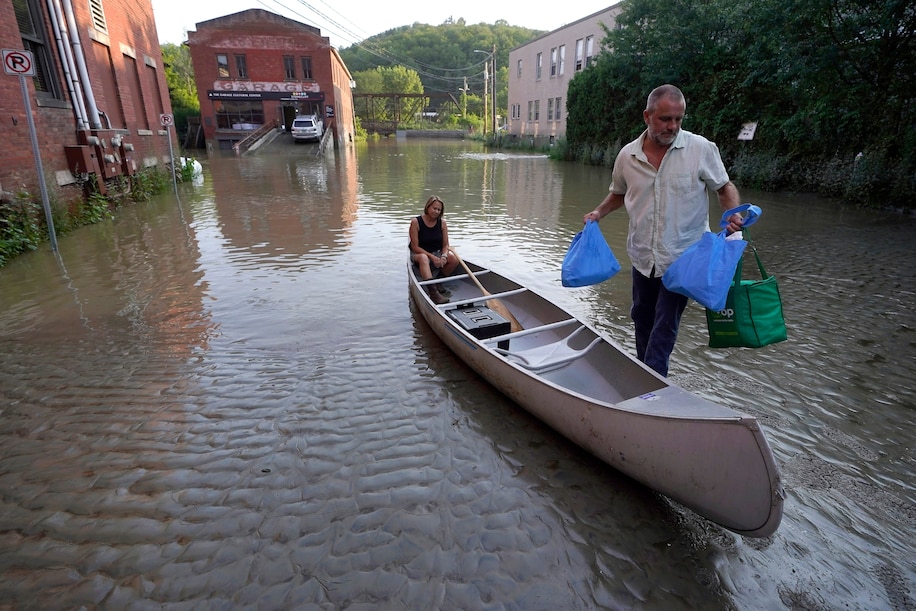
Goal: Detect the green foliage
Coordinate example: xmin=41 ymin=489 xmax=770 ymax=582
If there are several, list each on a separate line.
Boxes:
xmin=128 ymin=167 xmax=171 ymax=200
xmin=340 ymin=21 xmax=541 ymax=127
xmin=0 ymin=166 xmax=173 ymax=267
xmin=352 ymin=65 xmax=424 ymax=95
xmin=0 ymin=195 xmax=42 ymax=265
xmin=80 ymin=192 xmax=114 ymax=224
xmin=563 ymin=0 xmax=916 ymax=208
xmin=353 ymin=116 xmax=368 ymax=140
xmin=171 ymin=158 xmax=198 ymax=184
xmin=162 ymin=43 xmax=200 ymax=136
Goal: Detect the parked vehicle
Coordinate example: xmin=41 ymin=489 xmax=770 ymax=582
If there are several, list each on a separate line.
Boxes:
xmin=290 ymin=115 xmax=323 ymax=142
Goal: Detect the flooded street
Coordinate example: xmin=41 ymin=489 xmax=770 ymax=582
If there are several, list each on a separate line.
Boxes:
xmin=0 ymin=137 xmax=913 ymax=609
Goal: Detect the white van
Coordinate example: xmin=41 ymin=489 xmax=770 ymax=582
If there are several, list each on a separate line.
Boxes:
xmin=290 ymin=115 xmax=323 ymax=142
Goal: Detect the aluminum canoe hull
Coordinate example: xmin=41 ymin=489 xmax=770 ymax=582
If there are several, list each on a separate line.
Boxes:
xmin=409 ymin=260 xmax=784 ymax=538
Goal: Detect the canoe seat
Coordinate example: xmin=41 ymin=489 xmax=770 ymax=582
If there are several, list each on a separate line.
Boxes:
xmin=494 ymin=326 xmax=601 ymax=373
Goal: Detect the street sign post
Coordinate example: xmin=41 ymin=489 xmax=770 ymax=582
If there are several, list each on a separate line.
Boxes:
xmin=3 ymin=48 xmax=57 ymax=251
xmin=161 ymin=114 xmax=179 ymax=196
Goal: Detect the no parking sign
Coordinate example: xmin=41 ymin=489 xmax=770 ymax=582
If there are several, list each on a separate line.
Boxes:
xmin=3 ymin=48 xmax=57 ymax=250
xmin=3 ymin=49 xmax=36 ymax=76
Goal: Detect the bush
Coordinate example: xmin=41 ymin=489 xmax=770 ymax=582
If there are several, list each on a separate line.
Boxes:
xmin=0 ymin=165 xmax=173 ymax=267
xmin=0 ymin=195 xmax=42 ymax=266
xmin=729 ymin=150 xmax=915 ymax=210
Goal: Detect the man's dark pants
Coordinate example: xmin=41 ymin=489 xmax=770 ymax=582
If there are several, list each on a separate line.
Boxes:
xmin=631 ymin=268 xmax=689 ymax=377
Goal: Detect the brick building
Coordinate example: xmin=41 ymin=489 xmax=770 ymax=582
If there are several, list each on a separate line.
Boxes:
xmin=186 ymin=10 xmax=355 ymax=152
xmin=1 ymin=0 xmax=173 ymax=202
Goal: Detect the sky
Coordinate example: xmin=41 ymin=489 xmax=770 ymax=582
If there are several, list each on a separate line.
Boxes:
xmin=151 ymin=0 xmax=617 ymax=49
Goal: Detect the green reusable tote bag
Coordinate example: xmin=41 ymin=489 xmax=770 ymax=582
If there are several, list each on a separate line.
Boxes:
xmin=705 ymin=233 xmax=787 ymax=349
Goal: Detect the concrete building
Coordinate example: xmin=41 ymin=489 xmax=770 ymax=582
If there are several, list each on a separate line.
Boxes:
xmin=186 ymin=10 xmax=355 ymax=152
xmin=1 ymin=0 xmax=173 ymax=202
xmin=507 ymin=4 xmax=622 ymax=146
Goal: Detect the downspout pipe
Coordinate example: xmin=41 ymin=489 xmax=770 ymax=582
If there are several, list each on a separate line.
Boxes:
xmin=60 ymin=0 xmax=102 ymax=129
xmin=46 ymin=0 xmax=88 ymax=129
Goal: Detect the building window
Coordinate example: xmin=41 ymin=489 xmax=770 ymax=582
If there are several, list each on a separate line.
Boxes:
xmin=527 ymin=101 xmax=533 ymax=121
xmin=555 ymin=97 xmax=562 ymax=121
xmin=536 ymin=53 xmax=542 ymax=80
xmin=301 ymin=56 xmax=312 ymax=80
xmin=586 ymin=36 xmax=595 ymax=67
xmin=13 ymin=0 xmax=62 ymax=99
xmin=214 ymin=100 xmax=265 ymax=129
xmin=547 ymin=98 xmax=554 ymax=121
xmin=284 ymin=56 xmax=295 ymax=79
xmin=216 ymin=54 xmax=229 ymax=78
xmin=235 ymin=55 xmax=248 ymax=79
xmin=558 ymin=45 xmax=565 ymax=76
xmin=550 ymin=47 xmax=557 ymax=78
xmin=533 ymin=99 xmax=540 ymax=121
xmin=516 ymin=59 xmax=522 ymax=78
xmin=575 ymin=39 xmax=584 ymax=71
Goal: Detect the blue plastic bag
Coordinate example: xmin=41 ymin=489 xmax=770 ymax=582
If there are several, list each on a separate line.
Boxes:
xmin=662 ymin=230 xmax=747 ymax=310
xmin=561 ymin=221 xmax=621 ymax=287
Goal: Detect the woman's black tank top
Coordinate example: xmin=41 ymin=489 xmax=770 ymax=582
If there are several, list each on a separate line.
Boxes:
xmin=414 ymin=215 xmax=442 ymax=252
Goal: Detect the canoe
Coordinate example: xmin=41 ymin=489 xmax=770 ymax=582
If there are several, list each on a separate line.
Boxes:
xmin=409 ymin=258 xmax=784 ymax=538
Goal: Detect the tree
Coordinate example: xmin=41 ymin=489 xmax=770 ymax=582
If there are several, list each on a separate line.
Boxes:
xmin=340 ymin=21 xmax=544 ymax=127
xmin=161 ymin=43 xmax=199 ymax=137
xmin=352 ymin=65 xmax=425 ymax=123
xmin=563 ymin=0 xmax=915 ymax=205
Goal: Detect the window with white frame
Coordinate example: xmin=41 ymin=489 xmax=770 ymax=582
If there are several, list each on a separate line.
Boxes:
xmin=534 ymin=99 xmax=540 ymax=121
xmin=575 ymin=39 xmax=584 ymax=71
xmin=536 ymin=53 xmax=542 ymax=80
xmin=517 ymin=59 xmax=522 ymax=78
xmin=547 ymin=98 xmax=554 ymax=121
xmin=550 ymin=47 xmax=557 ymax=77
xmin=216 ymin=54 xmax=230 ymax=78
xmin=586 ymin=36 xmax=595 ymax=67
xmin=555 ymin=97 xmax=562 ymax=121
xmin=558 ymin=45 xmax=566 ymax=76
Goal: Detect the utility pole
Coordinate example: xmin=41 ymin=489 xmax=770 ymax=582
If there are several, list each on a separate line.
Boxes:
xmin=474 ymin=48 xmax=495 ymax=136
xmin=491 ymin=44 xmax=497 ymax=134
xmin=482 ymin=61 xmax=488 ymax=137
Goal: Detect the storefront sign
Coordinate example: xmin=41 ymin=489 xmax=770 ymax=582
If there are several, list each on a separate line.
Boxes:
xmin=213 ymin=81 xmax=320 ymax=93
xmin=208 ymin=90 xmax=325 ymax=102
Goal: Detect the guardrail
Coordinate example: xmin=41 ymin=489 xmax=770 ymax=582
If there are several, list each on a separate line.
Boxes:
xmin=315 ymin=126 xmax=333 ymax=155
xmin=232 ymin=120 xmax=278 ymax=156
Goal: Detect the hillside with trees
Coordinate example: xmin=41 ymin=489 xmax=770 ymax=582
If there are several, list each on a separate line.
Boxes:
xmin=565 ymin=0 xmax=914 ymax=208
xmin=339 ymin=19 xmax=541 ymax=131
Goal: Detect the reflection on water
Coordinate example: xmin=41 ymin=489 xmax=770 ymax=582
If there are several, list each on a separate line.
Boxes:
xmin=0 ymin=138 xmax=912 ymax=609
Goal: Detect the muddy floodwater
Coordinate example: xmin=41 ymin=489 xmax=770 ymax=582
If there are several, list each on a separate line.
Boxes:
xmin=0 ymin=137 xmax=913 ymax=609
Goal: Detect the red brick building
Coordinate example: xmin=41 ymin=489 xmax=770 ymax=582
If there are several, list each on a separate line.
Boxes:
xmin=186 ymin=9 xmax=355 ymax=151
xmin=1 ymin=0 xmax=173 ymax=202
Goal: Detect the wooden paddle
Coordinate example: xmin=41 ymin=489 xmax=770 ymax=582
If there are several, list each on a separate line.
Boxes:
xmin=449 ymin=248 xmax=523 ymax=332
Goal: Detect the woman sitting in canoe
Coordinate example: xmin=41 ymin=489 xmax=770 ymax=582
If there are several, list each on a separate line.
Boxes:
xmin=409 ymin=195 xmax=459 ymax=304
